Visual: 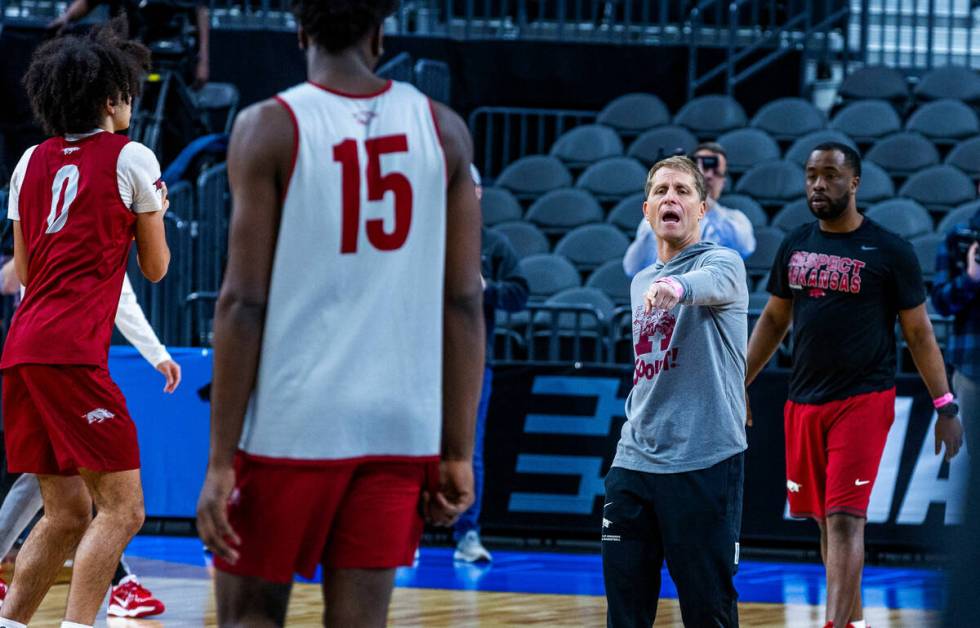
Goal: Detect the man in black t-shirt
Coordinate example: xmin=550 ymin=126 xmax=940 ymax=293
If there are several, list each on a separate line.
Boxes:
xmin=745 ymin=142 xmax=963 ymax=628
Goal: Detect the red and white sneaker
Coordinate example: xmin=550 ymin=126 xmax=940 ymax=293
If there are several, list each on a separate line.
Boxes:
xmin=107 ymin=575 xmax=165 ymax=618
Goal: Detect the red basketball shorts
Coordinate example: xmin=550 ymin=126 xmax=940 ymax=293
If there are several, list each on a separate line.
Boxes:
xmin=214 ymin=453 xmax=439 ymax=583
xmin=3 ymin=364 xmax=140 ymax=475
xmin=784 ymin=387 xmax=896 ymax=519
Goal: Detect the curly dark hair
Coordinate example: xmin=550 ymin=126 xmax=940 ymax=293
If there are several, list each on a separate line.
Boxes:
xmin=23 ymin=15 xmax=151 ymax=136
xmin=293 ymin=0 xmax=400 ymax=53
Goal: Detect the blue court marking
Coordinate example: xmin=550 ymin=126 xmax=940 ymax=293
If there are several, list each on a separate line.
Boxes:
xmin=125 ymin=537 xmax=943 ymax=610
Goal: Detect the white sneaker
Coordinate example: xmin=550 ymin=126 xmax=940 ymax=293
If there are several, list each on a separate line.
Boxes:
xmin=453 ymin=530 xmax=492 ymax=563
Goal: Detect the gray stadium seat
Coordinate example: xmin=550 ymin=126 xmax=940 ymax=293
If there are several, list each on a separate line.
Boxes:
xmin=554 ymin=224 xmax=630 ymax=270
xmin=829 ymin=100 xmax=902 ymax=144
xmin=586 ymin=260 xmax=633 ymax=304
xmin=945 ymin=136 xmax=980 ymax=179
xmin=627 ymin=126 xmax=698 ymax=166
xmin=771 ymin=198 xmax=815 ymax=232
xmin=866 ymin=132 xmax=940 ymax=177
xmin=838 ymin=65 xmax=908 ymax=103
xmin=784 ymin=130 xmax=858 ymax=165
xmin=899 ymin=165 xmax=976 ymax=213
xmin=496 ymin=156 xmax=572 ymax=198
xmin=607 ymin=193 xmax=646 ymax=234
xmin=914 ymin=66 xmax=980 ymax=103
xmin=597 ymin=93 xmax=671 ymax=135
xmin=734 ymin=160 xmax=806 ymax=207
xmin=525 ymin=188 xmax=604 ymax=235
xmin=718 ymin=194 xmax=768 ymax=228
xmin=911 ymin=233 xmax=944 ymax=278
xmin=905 ymin=99 xmax=980 ymax=144
xmin=938 ymin=200 xmax=980 ymax=233
xmin=491 ymin=221 xmax=550 ymax=259
xmin=549 ymin=124 xmax=624 ymax=168
xmin=481 ymin=187 xmax=522 ymax=226
xmin=855 ymin=162 xmax=895 ymax=207
xmin=536 ymin=287 xmax=616 ymax=331
xmin=865 ymin=199 xmax=934 ymax=239
xmin=745 ymin=227 xmax=785 ymax=276
xmin=518 ymin=253 xmax=582 ymax=300
xmin=716 ymin=128 xmax=781 ymax=174
xmin=748 ymin=291 xmax=772 ymax=311
xmin=576 ymin=157 xmax=648 ymax=200
xmin=673 ymin=95 xmax=747 ymax=138
xmin=749 ymin=97 xmax=826 ymax=142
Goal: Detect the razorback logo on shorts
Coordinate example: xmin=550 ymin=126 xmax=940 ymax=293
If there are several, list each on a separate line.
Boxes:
xmin=84 ymin=408 xmax=116 ymax=424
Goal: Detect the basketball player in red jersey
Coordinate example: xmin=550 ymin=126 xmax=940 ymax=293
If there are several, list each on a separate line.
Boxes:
xmin=195 ymin=1 xmax=484 ymax=626
xmin=0 ymin=19 xmax=171 ymax=628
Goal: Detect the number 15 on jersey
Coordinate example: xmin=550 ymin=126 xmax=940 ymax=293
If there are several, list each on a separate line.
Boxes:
xmin=333 ymin=134 xmax=414 ymax=254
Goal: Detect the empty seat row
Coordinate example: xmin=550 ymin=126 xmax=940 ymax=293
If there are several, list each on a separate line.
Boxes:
xmin=519 ymin=254 xmax=631 ymax=303
xmin=839 ymin=65 xmax=980 ymax=106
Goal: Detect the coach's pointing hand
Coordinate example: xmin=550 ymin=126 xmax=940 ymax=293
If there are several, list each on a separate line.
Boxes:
xmin=644 ymin=278 xmax=683 ymax=313
xmin=197 ymin=465 xmax=242 ymax=564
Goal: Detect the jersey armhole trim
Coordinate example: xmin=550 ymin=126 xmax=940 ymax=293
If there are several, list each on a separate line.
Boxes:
xmin=427 ymin=99 xmax=449 ymax=189
xmin=114 ymin=139 xmax=132 ymax=212
xmin=273 ymin=95 xmax=300 ymax=207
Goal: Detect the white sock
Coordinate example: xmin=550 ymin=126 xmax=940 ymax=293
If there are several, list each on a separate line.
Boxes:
xmin=61 ymin=622 xmax=93 ymax=628
xmin=850 ymin=620 xmax=866 ymax=628
xmin=0 ymin=618 xmax=27 ymax=628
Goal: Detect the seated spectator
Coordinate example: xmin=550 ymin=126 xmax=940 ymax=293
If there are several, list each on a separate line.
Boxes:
xmin=623 ymin=141 xmax=756 ymax=276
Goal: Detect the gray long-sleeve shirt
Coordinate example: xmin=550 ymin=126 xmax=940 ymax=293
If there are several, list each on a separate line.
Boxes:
xmin=613 ymin=241 xmax=749 ymax=474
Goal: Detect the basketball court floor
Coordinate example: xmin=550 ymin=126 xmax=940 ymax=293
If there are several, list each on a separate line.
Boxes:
xmin=22 ymin=535 xmax=942 ymax=626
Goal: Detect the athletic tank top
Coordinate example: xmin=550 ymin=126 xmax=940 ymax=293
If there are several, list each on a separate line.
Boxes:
xmin=239 ymin=79 xmax=448 ymax=462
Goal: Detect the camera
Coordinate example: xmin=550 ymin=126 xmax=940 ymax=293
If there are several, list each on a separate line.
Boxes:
xmin=695 ymin=155 xmax=720 ymax=173
xmin=948 ymin=226 xmax=980 ymax=272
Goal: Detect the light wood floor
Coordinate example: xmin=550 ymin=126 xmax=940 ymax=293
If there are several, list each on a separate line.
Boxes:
xmin=20 ymin=576 xmax=940 ymax=627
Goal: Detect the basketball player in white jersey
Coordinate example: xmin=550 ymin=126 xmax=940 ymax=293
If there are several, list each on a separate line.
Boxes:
xmin=195 ymin=1 xmax=485 ymax=626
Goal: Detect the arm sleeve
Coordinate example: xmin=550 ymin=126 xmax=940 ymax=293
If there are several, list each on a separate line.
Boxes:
xmin=117 ymin=142 xmax=165 ymax=214
xmin=7 ymin=146 xmax=38 ymax=221
xmin=486 ymin=236 xmax=529 ymax=313
xmin=890 ymin=239 xmax=928 ymax=310
xmin=114 ymin=273 xmax=172 ymax=366
xmin=623 ymin=219 xmax=656 ymax=278
xmin=766 ymin=236 xmax=794 ymax=298
xmin=673 ymin=248 xmax=747 ymax=307
xmin=930 ymin=232 xmax=980 ymax=316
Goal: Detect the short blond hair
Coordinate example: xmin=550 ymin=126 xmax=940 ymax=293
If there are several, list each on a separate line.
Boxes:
xmin=644 ymin=155 xmax=707 ymax=202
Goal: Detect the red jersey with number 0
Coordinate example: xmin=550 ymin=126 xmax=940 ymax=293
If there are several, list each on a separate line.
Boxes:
xmin=2 ymin=133 xmax=138 ymax=368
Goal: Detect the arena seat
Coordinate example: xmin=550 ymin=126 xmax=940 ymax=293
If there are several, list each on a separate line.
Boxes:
xmin=750 ymin=97 xmax=826 ymax=142
xmin=549 ymin=124 xmax=624 ymax=168
xmin=525 ymin=188 xmax=604 ymax=235
xmin=627 ymin=126 xmax=698 ymax=166
xmin=866 ymin=198 xmax=934 ymax=239
xmin=597 ymin=93 xmax=671 ymax=136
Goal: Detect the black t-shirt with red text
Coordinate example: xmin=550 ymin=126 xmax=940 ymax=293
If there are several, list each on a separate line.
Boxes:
xmin=767 ymin=218 xmax=926 ymax=404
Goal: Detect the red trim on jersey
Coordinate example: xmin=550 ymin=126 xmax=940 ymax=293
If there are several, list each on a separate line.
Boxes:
xmin=427 ymin=99 xmax=449 ymax=187
xmin=238 ymin=450 xmax=440 ymax=468
xmin=307 ymin=79 xmax=393 ymax=99
xmin=273 ymin=96 xmax=299 ymax=206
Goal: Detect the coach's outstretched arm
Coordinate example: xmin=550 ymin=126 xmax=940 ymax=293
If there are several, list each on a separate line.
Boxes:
xmin=196 ymin=99 xmax=293 ymax=563
xmin=427 ymin=101 xmax=485 ymax=527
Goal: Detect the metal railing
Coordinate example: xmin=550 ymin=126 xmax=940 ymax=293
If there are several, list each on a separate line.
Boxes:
xmin=194 ymin=163 xmax=229 ymax=294
xmin=468 ymin=107 xmax=597 ymax=181
xmin=852 ymin=0 xmax=979 ymax=69
xmin=687 ymin=0 xmax=852 ymax=98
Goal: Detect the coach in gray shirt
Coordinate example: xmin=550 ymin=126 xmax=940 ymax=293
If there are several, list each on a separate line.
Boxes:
xmin=601 ymin=155 xmax=748 ymax=628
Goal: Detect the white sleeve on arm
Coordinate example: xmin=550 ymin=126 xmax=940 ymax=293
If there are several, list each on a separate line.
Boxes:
xmin=623 ymin=219 xmax=656 ymax=278
xmin=117 ymin=142 xmax=165 ymax=214
xmin=115 ymin=273 xmax=172 ymax=367
xmin=7 ymin=146 xmax=38 ymax=221
xmin=674 ymin=248 xmax=748 ymax=307
xmin=730 ymin=210 xmax=756 ymax=258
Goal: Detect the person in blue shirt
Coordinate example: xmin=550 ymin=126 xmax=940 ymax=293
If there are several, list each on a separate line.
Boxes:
xmin=623 ymin=142 xmax=756 ymax=277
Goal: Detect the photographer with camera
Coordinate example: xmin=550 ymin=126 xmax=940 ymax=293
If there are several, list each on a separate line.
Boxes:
xmin=931 ymin=209 xmax=980 ymax=459
xmin=48 ymin=0 xmax=210 ymax=89
xmin=623 ymin=142 xmax=756 ymax=277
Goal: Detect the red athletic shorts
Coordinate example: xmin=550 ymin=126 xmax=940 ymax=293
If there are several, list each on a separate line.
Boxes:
xmin=2 ymin=364 xmax=140 ymax=475
xmin=784 ymin=387 xmax=895 ymax=519
xmin=214 ymin=453 xmax=439 ymax=583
